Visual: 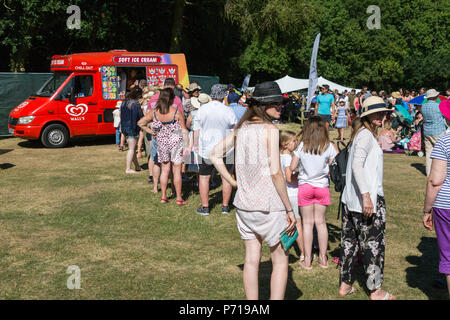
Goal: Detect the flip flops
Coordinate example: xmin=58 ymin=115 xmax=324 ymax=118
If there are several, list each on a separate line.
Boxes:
xmin=160 ymin=198 xmax=169 ymax=204
xmin=339 ymin=286 xmax=356 ymax=296
xmin=298 ymin=260 xmax=312 ymax=270
xmin=381 ymin=292 xmax=396 ymax=300
xmin=176 ymin=200 xmax=187 ymax=206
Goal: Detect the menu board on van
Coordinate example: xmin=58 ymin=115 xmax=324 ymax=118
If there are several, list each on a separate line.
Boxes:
xmin=101 ymin=66 xmax=119 ymax=100
xmin=146 ymin=65 xmax=178 ymax=87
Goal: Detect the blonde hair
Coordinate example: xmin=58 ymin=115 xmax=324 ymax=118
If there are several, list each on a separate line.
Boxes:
xmin=384 ymin=120 xmax=392 ymax=130
xmin=279 ymin=130 xmax=297 ymax=150
xmin=299 ymin=116 xmax=330 ymax=155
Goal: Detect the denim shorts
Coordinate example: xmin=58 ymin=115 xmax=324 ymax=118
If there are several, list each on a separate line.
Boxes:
xmin=150 ymin=136 xmax=159 ymax=163
xmin=318 ymin=114 xmax=332 ymax=124
xmin=122 ymin=128 xmax=140 ymax=139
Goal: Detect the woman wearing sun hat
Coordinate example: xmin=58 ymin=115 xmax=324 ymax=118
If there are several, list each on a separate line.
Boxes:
xmin=209 ymin=81 xmax=296 ymax=300
xmin=339 ymin=96 xmax=396 ymax=300
xmin=423 ymin=97 xmax=450 ymax=297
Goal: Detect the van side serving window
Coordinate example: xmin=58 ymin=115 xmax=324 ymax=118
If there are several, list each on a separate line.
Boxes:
xmin=59 ymin=75 xmax=94 ymax=99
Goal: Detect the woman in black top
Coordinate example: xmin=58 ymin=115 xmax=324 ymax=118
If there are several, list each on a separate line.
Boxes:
xmin=120 ymin=88 xmax=144 ymax=173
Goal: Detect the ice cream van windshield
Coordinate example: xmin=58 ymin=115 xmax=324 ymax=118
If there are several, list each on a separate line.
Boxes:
xmin=35 ymin=72 xmax=71 ymax=97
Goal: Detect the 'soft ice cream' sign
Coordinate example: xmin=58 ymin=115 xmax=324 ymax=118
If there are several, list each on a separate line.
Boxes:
xmin=112 ymin=56 xmax=162 ymax=65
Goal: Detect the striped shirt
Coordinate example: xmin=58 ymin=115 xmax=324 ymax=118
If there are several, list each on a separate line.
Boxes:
xmin=431 ymin=129 xmax=450 ymax=209
xmin=421 ymin=100 xmax=447 ymax=137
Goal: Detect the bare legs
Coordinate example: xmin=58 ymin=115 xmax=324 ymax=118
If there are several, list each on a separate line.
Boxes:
xmin=447 ymin=274 xmax=450 ymax=298
xmin=300 ymin=204 xmax=328 ymax=267
xmin=125 ymin=137 xmax=141 ymax=173
xmin=171 ymin=163 xmax=183 ymax=201
xmin=160 ymin=162 xmax=171 ymax=200
xmin=137 ymin=130 xmax=145 ymax=158
xmin=152 ymin=163 xmax=161 ymax=193
xmin=243 ymin=239 xmax=289 ymax=300
xmin=199 ymin=174 xmax=232 ymax=208
xmin=221 ymin=176 xmax=232 ymax=207
xmin=295 ymin=218 xmax=305 ymax=258
xmin=199 ymin=175 xmax=210 ymax=207
xmin=338 ymin=128 xmax=344 ymax=141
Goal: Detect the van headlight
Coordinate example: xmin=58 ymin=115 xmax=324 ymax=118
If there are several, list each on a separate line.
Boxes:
xmin=17 ymin=116 xmax=35 ymax=124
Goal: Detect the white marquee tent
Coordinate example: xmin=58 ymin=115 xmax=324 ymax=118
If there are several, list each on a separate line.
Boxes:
xmin=274 ymin=75 xmax=361 ymax=93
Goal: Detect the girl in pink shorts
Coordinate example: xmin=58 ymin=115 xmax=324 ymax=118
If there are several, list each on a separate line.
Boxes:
xmin=290 ymin=116 xmax=337 ymax=270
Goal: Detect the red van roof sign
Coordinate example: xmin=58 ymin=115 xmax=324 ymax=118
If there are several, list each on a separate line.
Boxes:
xmin=51 ymin=57 xmax=70 ymax=68
xmin=112 ymin=55 xmax=161 ymax=65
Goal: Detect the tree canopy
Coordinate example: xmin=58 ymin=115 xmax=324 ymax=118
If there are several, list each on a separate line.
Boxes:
xmin=0 ymin=0 xmax=448 ymax=91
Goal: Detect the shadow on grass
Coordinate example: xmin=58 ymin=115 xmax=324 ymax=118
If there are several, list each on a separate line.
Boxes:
xmin=238 ymin=256 xmax=303 ymax=300
xmin=405 ymin=236 xmax=447 ymax=299
xmin=0 ymin=163 xmax=15 ymax=170
xmin=0 ymin=149 xmax=14 ymax=156
xmin=411 ymin=163 xmax=426 ymax=176
xmin=17 ymin=135 xmax=115 ymax=149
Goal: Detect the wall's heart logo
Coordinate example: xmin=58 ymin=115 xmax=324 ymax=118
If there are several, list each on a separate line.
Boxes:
xmin=65 ymin=104 xmax=88 ymax=117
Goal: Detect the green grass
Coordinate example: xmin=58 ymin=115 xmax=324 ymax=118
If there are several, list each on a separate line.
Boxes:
xmin=0 ymin=128 xmax=447 ymax=300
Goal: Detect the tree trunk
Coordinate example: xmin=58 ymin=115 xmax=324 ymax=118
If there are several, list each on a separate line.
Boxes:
xmin=169 ymin=0 xmax=186 ymax=53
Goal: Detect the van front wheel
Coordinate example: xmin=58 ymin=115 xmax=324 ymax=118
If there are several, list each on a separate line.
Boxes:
xmin=41 ymin=124 xmax=69 ymax=148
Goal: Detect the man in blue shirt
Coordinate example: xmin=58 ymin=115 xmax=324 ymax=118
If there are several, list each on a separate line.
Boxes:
xmin=228 ymin=91 xmax=247 ymax=122
xmin=314 ymin=84 xmax=335 ymax=129
xmin=421 ymin=89 xmax=447 ymax=176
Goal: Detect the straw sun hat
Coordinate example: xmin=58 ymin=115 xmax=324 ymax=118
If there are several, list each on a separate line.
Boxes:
xmin=191 ymin=93 xmax=212 ymax=109
xmin=360 ymin=96 xmax=392 ymax=118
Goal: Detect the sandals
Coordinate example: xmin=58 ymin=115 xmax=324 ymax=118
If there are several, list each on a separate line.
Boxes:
xmin=339 ymin=286 xmax=356 ymax=296
xmin=176 ymin=199 xmax=188 ymax=206
xmin=382 ymin=292 xmax=396 ymax=300
xmin=370 ymin=291 xmax=395 ymax=300
xmin=298 ymin=260 xmax=312 ymax=270
xmin=160 ymin=198 xmax=169 ymax=204
xmin=318 ymin=256 xmax=329 ymax=269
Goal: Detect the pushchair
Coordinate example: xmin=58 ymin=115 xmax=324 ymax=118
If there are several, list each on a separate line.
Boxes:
xmin=405 ymin=129 xmax=424 ymax=157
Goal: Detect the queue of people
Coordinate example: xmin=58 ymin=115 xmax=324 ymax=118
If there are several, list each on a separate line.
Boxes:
xmin=113 ymin=78 xmax=449 ymax=300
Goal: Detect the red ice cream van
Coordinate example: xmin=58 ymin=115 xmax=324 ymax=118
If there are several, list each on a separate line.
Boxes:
xmin=8 ymin=50 xmax=189 ymax=147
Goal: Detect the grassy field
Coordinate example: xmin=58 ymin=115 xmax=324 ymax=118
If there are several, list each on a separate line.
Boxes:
xmin=0 ymin=124 xmax=447 ymax=300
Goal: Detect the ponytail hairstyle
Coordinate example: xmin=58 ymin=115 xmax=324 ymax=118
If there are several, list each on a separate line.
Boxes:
xmin=156 ymin=88 xmax=175 ymax=115
xmin=298 ymin=116 xmax=330 ymax=155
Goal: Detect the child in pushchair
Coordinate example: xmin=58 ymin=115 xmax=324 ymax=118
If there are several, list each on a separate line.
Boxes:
xmin=398 ymin=111 xmax=424 ymax=157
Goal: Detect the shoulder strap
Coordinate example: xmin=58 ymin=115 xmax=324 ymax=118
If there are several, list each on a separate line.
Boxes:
xmin=173 ymin=108 xmax=178 ymax=121
xmin=153 ymin=110 xmax=157 ymax=121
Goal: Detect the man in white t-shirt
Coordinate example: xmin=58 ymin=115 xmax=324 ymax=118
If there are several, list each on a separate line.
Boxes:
xmin=193 ymin=84 xmax=238 ymax=215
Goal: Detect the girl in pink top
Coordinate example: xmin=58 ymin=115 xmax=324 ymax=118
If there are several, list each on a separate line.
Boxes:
xmin=210 ymin=81 xmax=296 ymax=300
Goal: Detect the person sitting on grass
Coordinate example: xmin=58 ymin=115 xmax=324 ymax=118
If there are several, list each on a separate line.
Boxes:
xmin=378 ymin=120 xmax=401 ymax=151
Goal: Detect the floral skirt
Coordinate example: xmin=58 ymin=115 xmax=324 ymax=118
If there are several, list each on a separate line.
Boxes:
xmin=339 ymin=196 xmax=386 ymax=291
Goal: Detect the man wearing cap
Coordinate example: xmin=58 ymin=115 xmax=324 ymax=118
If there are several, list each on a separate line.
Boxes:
xmin=228 ymin=91 xmax=247 ymax=122
xmin=422 ymin=89 xmax=447 ymax=176
xmin=193 ymin=84 xmax=238 ymax=215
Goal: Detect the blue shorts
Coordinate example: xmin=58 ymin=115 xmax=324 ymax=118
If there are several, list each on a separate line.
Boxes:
xmin=318 ymin=114 xmax=332 ymax=124
xmin=122 ymin=128 xmax=140 ymax=139
xmin=151 ymin=136 xmax=159 ymax=163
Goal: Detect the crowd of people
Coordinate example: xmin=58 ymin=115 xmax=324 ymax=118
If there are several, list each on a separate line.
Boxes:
xmin=112 ymin=76 xmax=450 ymax=300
